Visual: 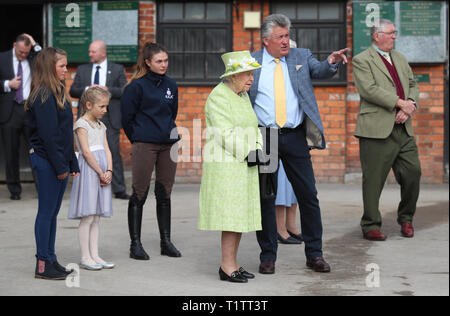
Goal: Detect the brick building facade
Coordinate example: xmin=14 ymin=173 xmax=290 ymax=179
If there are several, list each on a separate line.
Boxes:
xmin=62 ymin=0 xmax=447 ymax=184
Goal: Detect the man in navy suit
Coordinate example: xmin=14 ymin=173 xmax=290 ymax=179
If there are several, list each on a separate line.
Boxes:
xmin=70 ymin=40 xmax=129 ymax=199
xmin=249 ymin=14 xmax=348 ymax=274
xmin=0 ymin=34 xmax=41 ymax=200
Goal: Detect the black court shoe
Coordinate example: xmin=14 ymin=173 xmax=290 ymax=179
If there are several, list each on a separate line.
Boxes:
xmin=287 ymin=230 xmax=304 ymax=243
xmin=277 ymin=233 xmax=302 ymax=244
xmin=219 ymin=267 xmax=248 ymax=283
xmin=239 ymin=267 xmax=255 ymax=279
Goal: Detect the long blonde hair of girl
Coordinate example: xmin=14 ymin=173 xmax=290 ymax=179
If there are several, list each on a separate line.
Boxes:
xmin=78 ymin=86 xmax=111 ymax=118
xmin=25 ymin=47 xmax=70 ymax=111
xmin=127 ymin=42 xmax=168 ymax=85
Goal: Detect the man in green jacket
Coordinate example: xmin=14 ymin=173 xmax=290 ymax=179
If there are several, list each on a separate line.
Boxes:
xmin=353 ymin=19 xmax=421 ymax=241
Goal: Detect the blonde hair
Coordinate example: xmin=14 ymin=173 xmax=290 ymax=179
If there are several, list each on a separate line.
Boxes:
xmin=25 ymin=47 xmax=70 ymax=110
xmin=78 ymin=86 xmax=111 ymax=117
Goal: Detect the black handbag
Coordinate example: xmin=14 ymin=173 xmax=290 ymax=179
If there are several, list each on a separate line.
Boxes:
xmin=258 ymin=165 xmax=277 ymax=199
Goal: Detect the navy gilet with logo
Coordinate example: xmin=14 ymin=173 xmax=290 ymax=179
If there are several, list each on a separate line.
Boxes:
xmin=121 ymin=71 xmax=180 ymax=144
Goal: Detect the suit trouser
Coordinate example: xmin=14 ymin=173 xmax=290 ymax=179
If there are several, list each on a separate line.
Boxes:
xmin=30 ymin=152 xmax=68 ymax=261
xmin=257 ymin=124 xmax=323 ymax=262
xmin=0 ymin=101 xmax=37 ymax=195
xmin=101 ymin=112 xmax=126 ymax=195
xmin=359 ymin=124 xmax=421 ymax=233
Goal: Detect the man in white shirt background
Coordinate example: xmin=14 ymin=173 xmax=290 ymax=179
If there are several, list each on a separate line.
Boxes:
xmin=0 ymin=33 xmax=41 ymax=200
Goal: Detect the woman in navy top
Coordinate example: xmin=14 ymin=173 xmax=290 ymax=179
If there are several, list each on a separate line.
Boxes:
xmin=26 ymin=47 xmax=79 ymax=280
xmin=121 ymin=42 xmax=181 ymax=260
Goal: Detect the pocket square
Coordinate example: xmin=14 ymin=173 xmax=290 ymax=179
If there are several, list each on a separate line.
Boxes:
xmin=296 ymin=65 xmax=303 ymax=71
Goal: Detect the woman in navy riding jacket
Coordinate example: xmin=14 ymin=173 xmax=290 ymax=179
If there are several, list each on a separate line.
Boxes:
xmin=26 ymin=47 xmax=79 ymax=280
xmin=121 ymin=42 xmax=181 ymax=261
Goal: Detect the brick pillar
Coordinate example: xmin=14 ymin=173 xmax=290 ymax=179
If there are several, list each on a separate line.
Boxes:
xmin=345 ymin=1 xmax=362 ymax=183
xmin=412 ymin=65 xmax=445 ymax=183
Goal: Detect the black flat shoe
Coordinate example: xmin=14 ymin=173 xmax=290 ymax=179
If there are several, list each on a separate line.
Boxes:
xmin=277 ymin=233 xmax=302 ymax=244
xmin=219 ymin=267 xmax=248 ymax=283
xmin=287 ymin=230 xmax=303 ymax=242
xmin=239 ymin=267 xmax=255 ymax=279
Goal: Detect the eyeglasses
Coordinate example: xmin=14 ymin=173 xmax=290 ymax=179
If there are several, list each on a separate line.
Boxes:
xmin=379 ymin=31 xmax=398 ymax=36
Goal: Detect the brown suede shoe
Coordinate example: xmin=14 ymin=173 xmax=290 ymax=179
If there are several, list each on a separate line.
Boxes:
xmin=400 ymin=223 xmax=414 ymax=238
xmin=259 ymin=260 xmax=275 ymax=274
xmin=306 ymin=257 xmax=331 ymax=273
xmin=363 ymin=230 xmax=387 ymax=241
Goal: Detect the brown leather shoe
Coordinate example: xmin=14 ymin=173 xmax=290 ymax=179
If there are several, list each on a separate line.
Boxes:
xmin=400 ymin=223 xmax=414 ymax=238
xmin=306 ymin=257 xmax=331 ymax=273
xmin=363 ymin=230 xmax=387 ymax=241
xmin=259 ymin=260 xmax=275 ymax=274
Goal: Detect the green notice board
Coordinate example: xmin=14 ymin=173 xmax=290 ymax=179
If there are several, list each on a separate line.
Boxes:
xmin=414 ymin=74 xmax=430 ymax=83
xmin=400 ymin=2 xmax=441 ymax=36
xmin=50 ymin=1 xmax=138 ymax=64
xmin=352 ymin=1 xmax=447 ymax=62
xmin=52 ymin=3 xmax=92 ymax=63
xmin=97 ymin=1 xmax=138 ymax=10
xmin=352 ymin=2 xmax=395 ymax=57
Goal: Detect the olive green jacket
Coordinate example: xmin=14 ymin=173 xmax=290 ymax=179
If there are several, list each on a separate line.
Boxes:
xmin=353 ymin=46 xmax=419 ymax=139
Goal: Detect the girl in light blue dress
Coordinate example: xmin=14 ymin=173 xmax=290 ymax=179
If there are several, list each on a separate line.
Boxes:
xmin=68 ymin=86 xmax=115 ymax=270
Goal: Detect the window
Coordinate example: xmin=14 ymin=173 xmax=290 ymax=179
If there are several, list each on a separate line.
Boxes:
xmin=272 ymin=2 xmax=347 ymax=85
xmin=157 ymin=1 xmax=232 ymax=85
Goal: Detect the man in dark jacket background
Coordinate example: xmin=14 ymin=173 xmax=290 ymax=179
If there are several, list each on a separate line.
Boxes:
xmin=0 ymin=33 xmax=41 ymax=200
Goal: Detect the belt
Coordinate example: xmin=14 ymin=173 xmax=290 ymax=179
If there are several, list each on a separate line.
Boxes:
xmin=259 ymin=123 xmax=304 ymax=135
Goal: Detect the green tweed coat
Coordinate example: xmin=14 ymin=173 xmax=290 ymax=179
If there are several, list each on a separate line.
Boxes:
xmin=353 ymin=46 xmax=420 ymax=139
xmin=198 ymin=82 xmax=263 ymax=233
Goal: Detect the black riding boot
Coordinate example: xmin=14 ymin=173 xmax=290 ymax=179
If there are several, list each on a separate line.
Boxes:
xmin=155 ymin=182 xmax=181 ymax=257
xmin=128 ymin=190 xmax=150 ymax=260
xmin=156 ymin=198 xmax=182 ymax=257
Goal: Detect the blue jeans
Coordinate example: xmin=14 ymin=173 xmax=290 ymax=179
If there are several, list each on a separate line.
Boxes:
xmin=30 ymin=153 xmax=68 ymax=261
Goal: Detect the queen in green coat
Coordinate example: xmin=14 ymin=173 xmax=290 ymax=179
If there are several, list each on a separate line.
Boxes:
xmin=198 ymin=51 xmax=264 ymax=283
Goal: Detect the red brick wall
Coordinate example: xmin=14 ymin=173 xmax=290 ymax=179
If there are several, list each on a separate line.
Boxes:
xmin=312 ymin=87 xmax=347 ymax=183
xmin=175 ymin=86 xmax=210 ymax=182
xmin=67 ymin=0 xmax=446 ymax=184
xmin=410 ymin=65 xmax=445 ymax=183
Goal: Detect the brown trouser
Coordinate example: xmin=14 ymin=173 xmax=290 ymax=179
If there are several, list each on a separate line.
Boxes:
xmin=131 ymin=142 xmax=178 ymax=201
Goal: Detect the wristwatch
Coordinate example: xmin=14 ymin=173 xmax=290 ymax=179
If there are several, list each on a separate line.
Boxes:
xmin=33 ymin=43 xmax=42 ymax=52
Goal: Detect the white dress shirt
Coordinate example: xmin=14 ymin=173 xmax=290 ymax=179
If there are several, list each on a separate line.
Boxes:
xmin=3 ymin=48 xmax=32 ymax=100
xmin=90 ymin=59 xmax=108 ymax=87
xmin=253 ymin=48 xmax=303 ymax=128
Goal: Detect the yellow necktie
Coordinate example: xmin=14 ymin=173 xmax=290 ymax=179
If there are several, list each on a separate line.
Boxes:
xmin=383 ymin=52 xmax=392 ymax=65
xmin=274 ymin=58 xmax=287 ymax=128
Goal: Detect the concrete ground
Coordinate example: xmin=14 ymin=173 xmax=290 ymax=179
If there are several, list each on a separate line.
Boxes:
xmin=0 ymin=179 xmax=448 ymax=296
